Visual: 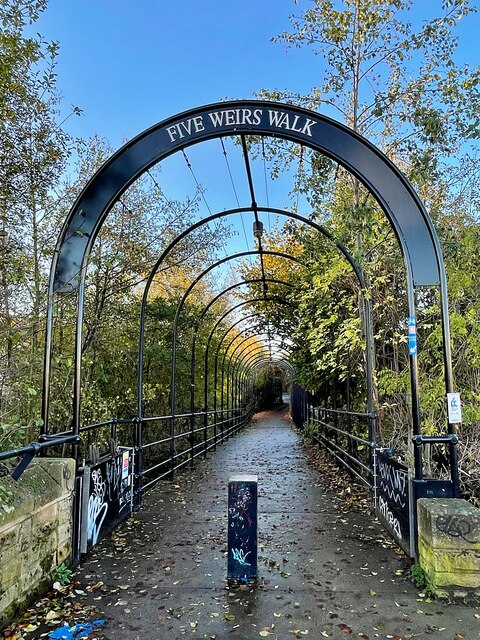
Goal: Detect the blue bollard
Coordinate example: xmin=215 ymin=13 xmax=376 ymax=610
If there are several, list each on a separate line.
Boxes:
xmin=227 ymin=474 xmax=258 ymax=583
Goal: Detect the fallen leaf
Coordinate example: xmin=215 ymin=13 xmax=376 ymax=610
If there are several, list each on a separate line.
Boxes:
xmin=224 ymin=613 xmax=235 ymax=621
xmin=338 ymin=623 xmax=353 ymax=634
xmin=45 ymin=610 xmax=60 ymax=621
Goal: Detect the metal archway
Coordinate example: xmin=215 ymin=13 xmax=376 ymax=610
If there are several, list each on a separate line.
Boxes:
xmin=42 ymin=99 xmax=458 ymax=496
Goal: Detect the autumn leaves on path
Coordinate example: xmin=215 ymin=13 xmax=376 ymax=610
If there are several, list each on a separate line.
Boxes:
xmin=47 ymin=411 xmax=480 ymax=639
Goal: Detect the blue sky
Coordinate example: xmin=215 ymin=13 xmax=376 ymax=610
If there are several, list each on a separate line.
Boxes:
xmin=36 ymin=0 xmax=479 ymax=148
xmin=37 ymin=0 xmax=314 ymax=145
xmin=34 ymin=0 xmax=480 ymax=273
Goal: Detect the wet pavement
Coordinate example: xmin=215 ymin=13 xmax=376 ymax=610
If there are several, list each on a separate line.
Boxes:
xmin=74 ymin=409 xmax=480 ymax=640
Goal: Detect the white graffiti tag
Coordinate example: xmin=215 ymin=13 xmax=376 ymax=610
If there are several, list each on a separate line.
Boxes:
xmin=232 ymin=548 xmax=251 ymax=566
xmin=378 ymin=495 xmax=402 ymax=540
xmin=87 ymin=469 xmax=108 ymax=546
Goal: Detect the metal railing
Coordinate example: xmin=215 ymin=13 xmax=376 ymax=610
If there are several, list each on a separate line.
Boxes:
xmin=0 ymin=433 xmax=81 ymax=479
xmin=72 ymin=402 xmax=257 ymax=504
xmin=307 ymin=405 xmax=377 ymax=489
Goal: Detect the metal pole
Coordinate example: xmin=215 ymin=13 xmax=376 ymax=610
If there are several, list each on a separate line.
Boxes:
xmin=438 ymin=261 xmax=460 ymax=496
xmin=41 ymin=250 xmax=59 ymax=435
xmin=190 ymin=328 xmax=198 ymax=463
xmin=406 ymin=269 xmax=423 ymax=482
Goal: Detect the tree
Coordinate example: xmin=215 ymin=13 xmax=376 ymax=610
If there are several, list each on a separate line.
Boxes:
xmin=0 ymin=0 xmax=79 ymax=446
xmin=250 ymin=0 xmax=480 ymax=497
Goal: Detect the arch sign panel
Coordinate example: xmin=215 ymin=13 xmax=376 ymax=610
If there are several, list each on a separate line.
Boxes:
xmin=53 ymin=100 xmax=442 ymax=293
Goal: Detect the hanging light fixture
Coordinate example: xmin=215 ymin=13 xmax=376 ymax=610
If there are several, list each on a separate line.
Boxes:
xmin=253 ymin=220 xmax=264 ymax=239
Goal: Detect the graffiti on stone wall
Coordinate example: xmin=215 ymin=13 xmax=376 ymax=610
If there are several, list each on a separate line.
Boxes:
xmin=436 ymin=515 xmax=478 ymax=544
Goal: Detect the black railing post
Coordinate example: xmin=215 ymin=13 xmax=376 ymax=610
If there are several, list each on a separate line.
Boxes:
xmin=133 ymin=416 xmax=143 ymax=510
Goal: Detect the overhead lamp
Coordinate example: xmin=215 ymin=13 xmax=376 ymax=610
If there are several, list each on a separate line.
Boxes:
xmin=253 ymin=220 xmax=264 ymax=239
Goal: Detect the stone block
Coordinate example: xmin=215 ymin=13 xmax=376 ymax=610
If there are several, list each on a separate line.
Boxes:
xmin=38 ymin=458 xmax=75 ymax=492
xmin=0 ymin=582 xmax=22 ymax=623
xmin=57 ymin=496 xmax=73 ymax=526
xmin=0 ymin=523 xmax=21 ymax=558
xmin=32 ymin=500 xmax=58 ymax=527
xmin=0 ymin=476 xmax=35 ymax=527
xmin=56 ymin=541 xmax=71 ymax=565
xmin=418 ymin=498 xmax=480 ymax=597
xmin=0 ymin=556 xmax=23 ymax=591
xmin=18 ymin=567 xmax=41 ymax=598
xmin=417 ymin=498 xmax=480 ymax=551
xmin=27 ymin=467 xmax=62 ymax=510
xmin=0 ymin=459 xmax=75 ymax=627
xmin=57 ymin=521 xmax=71 ymax=546
xmin=418 ymin=537 xmax=480 ymax=577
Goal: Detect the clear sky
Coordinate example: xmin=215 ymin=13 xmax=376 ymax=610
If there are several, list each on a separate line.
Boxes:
xmin=36 ymin=0 xmax=315 ymax=146
xmin=33 ymin=0 xmax=480 ymax=278
xmin=35 ymin=0 xmax=479 ymax=147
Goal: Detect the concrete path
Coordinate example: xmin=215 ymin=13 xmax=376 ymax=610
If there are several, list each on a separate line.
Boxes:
xmin=76 ymin=410 xmax=480 ymax=640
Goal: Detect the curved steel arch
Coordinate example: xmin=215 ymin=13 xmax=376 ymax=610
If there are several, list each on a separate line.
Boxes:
xmin=41 ymin=99 xmax=458 ymax=496
xmin=249 ymin=358 xmax=296 ymax=378
xmin=42 ymin=205 xmax=373 ymax=431
xmin=226 ymin=341 xmax=291 ymax=420
xmin=52 ymin=100 xmax=442 ymax=291
xmin=168 ymin=248 xmax=296 ymax=415
xmin=189 ymin=277 xmax=294 ymax=422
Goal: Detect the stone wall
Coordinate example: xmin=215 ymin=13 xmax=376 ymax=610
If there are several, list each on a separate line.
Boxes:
xmin=417 ymin=497 xmax=480 ymax=601
xmin=0 ymin=458 xmax=75 ymax=626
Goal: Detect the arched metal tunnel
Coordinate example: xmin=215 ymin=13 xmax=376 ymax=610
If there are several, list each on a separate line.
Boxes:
xmin=1 ymin=100 xmax=461 ymax=565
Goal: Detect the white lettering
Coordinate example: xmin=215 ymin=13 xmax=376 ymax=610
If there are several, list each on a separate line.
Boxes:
xmin=208 ymin=108 xmax=264 ymax=128
xmin=208 ymin=110 xmax=226 ymax=127
xmin=178 ymin=119 xmax=193 ymax=137
xmin=225 ymin=109 xmax=237 ymax=125
xmin=166 ymin=125 xmax=179 ymax=143
xmin=268 ymin=110 xmax=317 ymax=137
xmin=378 ymin=496 xmax=402 ymax=540
xmin=166 ymin=116 xmax=205 ymax=143
xmin=241 ymin=108 xmax=254 ymax=125
xmin=192 ymin=115 xmax=205 ymax=133
xmin=167 ymin=108 xmax=314 ymax=143
xmin=302 ymin=118 xmax=316 ymax=137
xmin=268 ymin=109 xmax=289 ymax=128
xmin=290 ymin=114 xmax=303 ymax=133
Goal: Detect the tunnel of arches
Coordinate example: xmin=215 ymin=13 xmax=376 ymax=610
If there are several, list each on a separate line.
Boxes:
xmin=39 ymin=100 xmax=460 ymax=561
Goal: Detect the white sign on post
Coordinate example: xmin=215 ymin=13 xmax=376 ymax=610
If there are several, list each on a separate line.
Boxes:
xmin=447 ymin=392 xmax=462 ymax=424
xmin=122 ymin=450 xmax=129 ymax=479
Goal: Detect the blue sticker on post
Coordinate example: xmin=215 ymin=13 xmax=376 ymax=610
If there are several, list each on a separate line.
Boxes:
xmin=408 ymin=316 xmax=417 ymax=356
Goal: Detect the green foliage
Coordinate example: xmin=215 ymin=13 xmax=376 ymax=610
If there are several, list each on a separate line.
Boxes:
xmin=409 ymin=563 xmax=426 ymax=588
xmin=0 ymin=0 xmax=79 ymax=447
xmin=248 ymin=0 xmax=480 ymax=501
xmin=54 ymin=562 xmax=72 ymax=585
xmin=303 ymin=420 xmax=319 ymax=445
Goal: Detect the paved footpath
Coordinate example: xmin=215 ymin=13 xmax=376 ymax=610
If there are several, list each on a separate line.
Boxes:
xmin=76 ymin=410 xmax=480 ymax=640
